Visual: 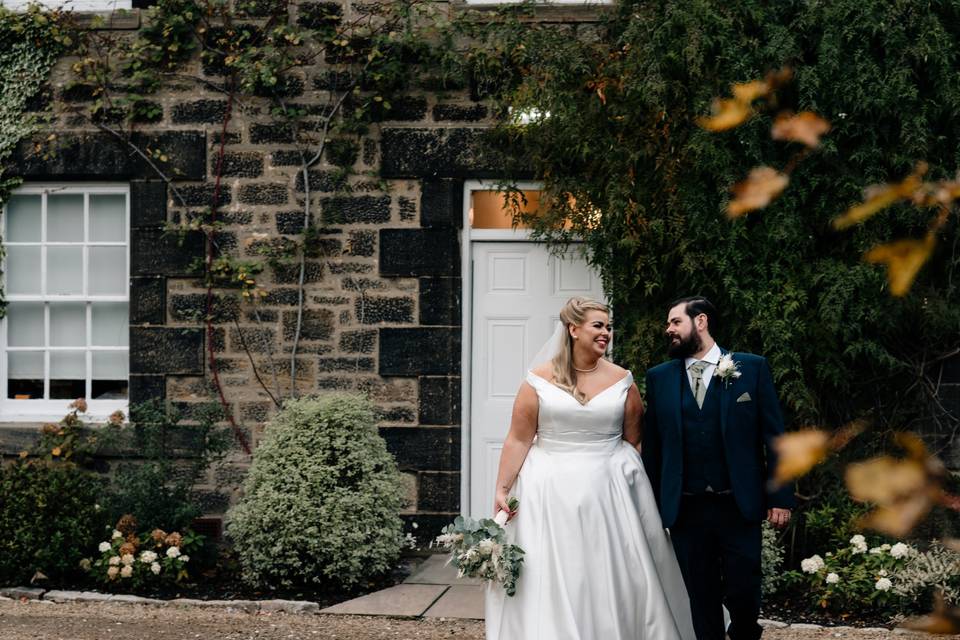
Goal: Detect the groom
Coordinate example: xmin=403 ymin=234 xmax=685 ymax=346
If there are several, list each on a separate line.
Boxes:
xmin=641 ymin=296 xmax=795 ymax=640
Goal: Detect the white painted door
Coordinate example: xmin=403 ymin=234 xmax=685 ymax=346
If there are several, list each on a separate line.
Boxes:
xmin=469 ymin=241 xmax=604 ymax=519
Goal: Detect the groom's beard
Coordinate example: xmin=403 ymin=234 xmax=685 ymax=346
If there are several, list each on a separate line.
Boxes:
xmin=667 ymin=331 xmax=702 ymax=359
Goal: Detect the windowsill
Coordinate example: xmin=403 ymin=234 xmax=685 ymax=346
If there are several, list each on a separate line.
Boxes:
xmin=70 ymin=9 xmax=140 ymax=30
xmin=452 ymin=2 xmax=611 ymax=23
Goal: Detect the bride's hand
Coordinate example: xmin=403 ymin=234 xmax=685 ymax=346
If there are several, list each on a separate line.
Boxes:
xmin=494 ymin=489 xmax=517 ymax=521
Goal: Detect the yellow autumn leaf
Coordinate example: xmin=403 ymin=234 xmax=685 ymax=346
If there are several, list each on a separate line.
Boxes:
xmin=771 ymin=111 xmax=831 ymax=148
xmin=731 ymin=79 xmax=769 ymax=103
xmin=863 ymin=233 xmax=936 ymax=297
xmin=858 ymin=497 xmax=933 ymax=538
xmin=770 ymin=429 xmax=829 ymax=487
xmin=19 ymin=450 xmax=29 ymax=458
xmin=697 ymin=98 xmax=753 ymax=132
xmin=727 ymin=166 xmax=789 ymax=218
xmin=51 ymin=446 xmax=62 ymax=457
xmin=845 ymin=456 xmax=928 ymax=504
xmin=901 ymin=595 xmax=960 ymax=635
xmin=833 ymin=163 xmax=928 ymax=230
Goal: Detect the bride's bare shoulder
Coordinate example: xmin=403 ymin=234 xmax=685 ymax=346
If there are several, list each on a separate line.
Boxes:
xmin=530 ymin=363 xmax=554 ymax=381
xmin=604 ymin=361 xmax=630 ymax=377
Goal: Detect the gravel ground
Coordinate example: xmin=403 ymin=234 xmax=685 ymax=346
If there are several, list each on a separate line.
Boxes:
xmin=0 ymin=599 xmax=951 ymax=640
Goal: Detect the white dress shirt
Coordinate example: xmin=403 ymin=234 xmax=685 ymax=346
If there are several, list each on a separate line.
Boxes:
xmin=684 ymin=342 xmax=722 ymax=394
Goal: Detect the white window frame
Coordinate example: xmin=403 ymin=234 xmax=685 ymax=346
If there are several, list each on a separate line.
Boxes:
xmin=1 ymin=183 xmax=130 ymax=423
xmin=0 ymin=0 xmax=132 ymax=11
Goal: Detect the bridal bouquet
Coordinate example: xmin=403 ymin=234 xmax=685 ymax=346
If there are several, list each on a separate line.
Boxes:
xmin=434 ymin=497 xmax=525 ymax=596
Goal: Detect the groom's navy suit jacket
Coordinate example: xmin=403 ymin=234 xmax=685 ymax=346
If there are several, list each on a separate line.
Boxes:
xmin=641 ymin=350 xmax=796 ymax=529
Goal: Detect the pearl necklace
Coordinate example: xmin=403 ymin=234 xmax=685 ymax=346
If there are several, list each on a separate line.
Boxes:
xmin=573 ymin=360 xmax=600 ymax=373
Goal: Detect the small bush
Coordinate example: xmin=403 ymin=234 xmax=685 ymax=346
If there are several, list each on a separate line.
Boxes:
xmin=226 ymin=394 xmax=405 ymax=590
xmin=0 ymin=458 xmax=106 ymax=585
xmin=761 ymin=521 xmax=785 ymax=596
xmin=891 ymin=541 xmax=960 ymax=610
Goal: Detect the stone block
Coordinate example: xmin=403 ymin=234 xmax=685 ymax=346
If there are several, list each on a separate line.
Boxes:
xmin=176 ymin=184 xmax=232 ymax=207
xmin=340 ymin=329 xmax=376 ymax=354
xmin=326 ymin=139 xmax=359 ymax=167
xmin=378 ymin=405 xmax=416 ymax=423
xmin=419 ymin=376 xmax=460 ymax=425
xmin=422 ymin=585 xmax=483 ymax=619
xmin=130 ymin=327 xmax=204 ymax=374
xmin=380 ymin=128 xmax=506 ymax=179
xmin=220 ymin=152 xmax=264 ymax=178
xmin=433 ymin=104 xmax=488 ymax=122
xmin=399 ymin=196 xmax=416 ymax=221
xmin=358 ymin=295 xmax=414 ymax=324
xmin=170 ymin=293 xmax=241 ymax=323
xmin=172 ymin=99 xmax=229 ymax=124
xmin=282 ymin=309 xmax=335 ymax=341
xmin=380 ymin=327 xmax=460 ymax=376
xmin=297 ymin=1 xmax=341 ymax=29
xmin=250 ymin=123 xmax=294 ymax=144
xmin=229 ymin=327 xmax=275 ymax=354
xmin=259 ymin=599 xmax=320 ymax=614
xmin=317 ymin=357 xmax=375 ymax=373
xmin=129 ymin=374 xmax=166 ymax=404
xmin=379 ymin=426 xmax=460 ymax=471
xmin=238 ymin=183 xmax=289 ymax=205
xmin=274 ymin=210 xmax=313 ymax=234
xmin=320 ymin=584 xmax=446 ymax=617
xmin=321 ymin=195 xmax=391 ymax=224
xmin=381 ymin=96 xmax=428 ymax=122
xmin=130 ymin=277 xmax=165 ymax=325
xmin=294 ymin=169 xmax=348 ymax=193
xmin=131 ymin=228 xmax=204 ymax=277
xmin=420 ymin=179 xmax=463 ymax=229
xmin=419 ymin=277 xmax=461 ymax=326
xmin=418 ymin=472 xmax=460 ymax=512
xmin=347 ymin=230 xmax=376 ymax=256
xmin=0 ymin=587 xmax=44 ymax=600
xmin=380 ymin=229 xmax=459 ymax=277
xmin=0 ymin=426 xmax=41 ymax=455
xmin=130 ymin=181 xmax=167 ymax=227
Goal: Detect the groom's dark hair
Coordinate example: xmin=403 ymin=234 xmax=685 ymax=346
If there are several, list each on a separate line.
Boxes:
xmin=670 ymin=296 xmax=720 ymax=336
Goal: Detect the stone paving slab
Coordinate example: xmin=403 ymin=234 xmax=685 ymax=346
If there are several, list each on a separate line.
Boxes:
xmin=321 ymin=584 xmax=449 ymax=618
xmin=422 ymin=585 xmax=484 ymax=620
xmin=0 ymin=587 xmax=45 ymax=600
xmin=44 ymin=590 xmax=112 ymax=603
xmin=404 ymin=555 xmax=481 ymax=586
xmin=259 ymin=599 xmax=320 ymax=614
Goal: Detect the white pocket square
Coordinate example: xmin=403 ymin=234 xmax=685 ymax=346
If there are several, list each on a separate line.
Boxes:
xmin=736 ymin=392 xmax=752 ymax=403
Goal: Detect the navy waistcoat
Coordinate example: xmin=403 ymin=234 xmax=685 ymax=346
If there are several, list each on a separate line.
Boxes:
xmin=680 ymin=375 xmax=730 ymax=494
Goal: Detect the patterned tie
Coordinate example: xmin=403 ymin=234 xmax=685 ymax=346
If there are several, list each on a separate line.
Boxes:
xmin=689 ymin=360 xmax=708 ymax=409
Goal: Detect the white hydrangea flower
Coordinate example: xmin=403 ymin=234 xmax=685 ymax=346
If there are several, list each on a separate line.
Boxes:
xmin=875 ymin=577 xmax=892 ymax=591
xmin=850 ymin=534 xmax=868 ymax=554
xmin=890 ymin=542 xmax=911 ymax=559
xmin=111 ymin=530 xmax=123 ymax=540
xmin=166 ymin=546 xmax=181 ymax=559
xmin=800 ymin=555 xmax=825 ymax=574
xmin=79 ymin=558 xmax=92 ymax=571
xmin=150 ymin=562 xmax=161 ymax=575
xmin=879 ymin=569 xmax=888 ymax=576
xmin=120 ymin=565 xmax=133 ymax=579
xmin=826 ymin=572 xmax=840 ymax=584
xmin=478 ymin=538 xmax=497 ymax=556
xmin=121 ymin=554 xmax=135 ymax=566
xmin=108 ymin=556 xmax=121 ymax=566
xmin=869 ymin=546 xmax=882 ymax=554
xmin=140 ymin=550 xmax=158 ymax=564
xmin=881 ymin=543 xmax=891 ymax=550
xmin=178 ymin=555 xmax=190 ymax=563
xmin=107 ymin=566 xmax=119 ymax=579
xmin=98 ymin=541 xmax=112 ymax=553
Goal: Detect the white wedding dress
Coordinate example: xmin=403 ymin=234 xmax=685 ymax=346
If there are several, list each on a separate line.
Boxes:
xmin=485 ymin=371 xmax=696 ymax=640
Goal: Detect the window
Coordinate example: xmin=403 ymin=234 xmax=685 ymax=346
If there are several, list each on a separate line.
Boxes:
xmin=2 ymin=185 xmax=129 ymax=421
xmin=0 ymin=0 xmax=132 ymax=11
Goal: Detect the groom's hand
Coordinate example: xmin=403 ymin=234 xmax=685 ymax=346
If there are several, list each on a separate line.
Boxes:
xmin=767 ymin=508 xmax=791 ymax=528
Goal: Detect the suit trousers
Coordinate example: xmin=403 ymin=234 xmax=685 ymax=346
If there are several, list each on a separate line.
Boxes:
xmin=671 ymin=493 xmax=763 ymax=640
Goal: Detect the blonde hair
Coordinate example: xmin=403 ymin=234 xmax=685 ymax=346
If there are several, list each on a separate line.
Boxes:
xmin=552 ymin=296 xmax=610 ymax=404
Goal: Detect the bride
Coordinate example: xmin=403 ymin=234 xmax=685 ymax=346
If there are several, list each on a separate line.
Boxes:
xmin=485 ymin=296 xmax=695 ymax=640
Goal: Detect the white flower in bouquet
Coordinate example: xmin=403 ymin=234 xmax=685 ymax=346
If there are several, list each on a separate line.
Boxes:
xmin=98 ymin=541 xmax=112 ymax=553
xmin=825 ymin=572 xmax=840 ymax=584
xmin=166 ymin=546 xmax=181 ymax=558
xmin=120 ymin=565 xmax=133 ymax=579
xmin=478 ymin=538 xmax=498 ymax=556
xmin=140 ymin=550 xmax=158 ymax=564
xmin=111 ymin=530 xmax=123 ymax=540
xmin=179 ymin=555 xmax=190 ymax=563
xmin=150 ymin=562 xmax=161 ymax=575
xmin=108 ymin=556 xmax=121 ymax=566
xmin=850 ymin=534 xmax=868 ymax=554
xmin=121 ymin=554 xmax=135 ymax=566
xmin=800 ymin=555 xmax=825 ymax=574
xmin=107 ymin=566 xmax=119 ymax=579
xmin=875 ymin=577 xmax=892 ymax=591
xmin=890 ymin=542 xmax=911 ymax=559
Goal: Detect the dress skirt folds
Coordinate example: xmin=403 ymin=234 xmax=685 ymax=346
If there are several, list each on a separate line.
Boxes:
xmin=485 ymin=371 xmax=695 ymax=640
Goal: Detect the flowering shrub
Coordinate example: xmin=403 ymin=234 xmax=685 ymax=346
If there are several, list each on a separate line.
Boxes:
xmin=87 ymin=515 xmax=202 ymax=588
xmin=761 ymin=521 xmax=785 ymax=596
xmin=226 ymin=394 xmax=405 ymax=589
xmin=891 ymin=541 xmax=960 ymax=610
xmin=787 ymin=534 xmax=911 ymax=614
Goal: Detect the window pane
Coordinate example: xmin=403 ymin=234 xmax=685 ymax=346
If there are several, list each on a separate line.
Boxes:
xmin=88 ymin=246 xmax=127 ymax=295
xmin=6 ymin=246 xmax=41 ymax=294
xmin=8 ymin=351 xmax=43 ymax=399
xmin=6 ymin=194 xmax=41 ymax=242
xmin=90 ymin=194 xmax=126 ymax=242
xmin=7 ymin=302 xmax=45 ymax=347
xmin=50 ymin=303 xmax=86 ymax=347
xmin=92 ymin=302 xmax=128 ymax=346
xmin=47 ymin=246 xmax=84 ymax=294
xmin=92 ymin=351 xmax=128 ymax=400
xmin=47 ymin=193 xmax=84 ymax=242
xmin=50 ymin=351 xmax=86 ymax=399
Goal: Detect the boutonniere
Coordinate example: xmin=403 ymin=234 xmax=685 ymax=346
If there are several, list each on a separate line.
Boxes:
xmin=715 ymin=354 xmax=742 ymax=387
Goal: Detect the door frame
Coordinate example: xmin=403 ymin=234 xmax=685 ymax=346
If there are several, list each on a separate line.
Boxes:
xmin=460 ymin=179 xmax=545 ymax=516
